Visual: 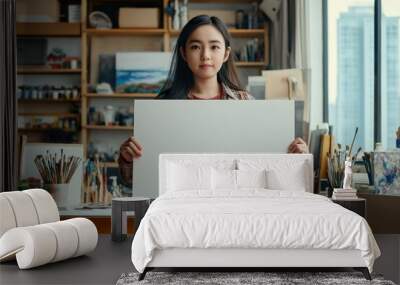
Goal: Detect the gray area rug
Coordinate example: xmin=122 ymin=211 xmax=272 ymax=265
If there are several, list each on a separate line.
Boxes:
xmin=116 ymin=271 xmax=396 ymax=285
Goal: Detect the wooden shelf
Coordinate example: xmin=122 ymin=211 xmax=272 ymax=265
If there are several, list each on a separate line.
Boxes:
xmin=18 ymin=128 xmax=77 ymax=133
xmin=235 ymin=62 xmax=266 ymax=67
xmin=83 ymin=125 xmax=133 ymax=131
xmin=18 ymin=67 xmax=82 ymax=74
xmin=168 ymin=29 xmax=265 ymax=37
xmin=19 ymin=112 xmax=79 ymax=117
xmin=18 ymin=99 xmax=81 ymax=103
xmin=190 ymin=0 xmax=258 ymax=2
xmin=17 ymin=22 xmax=81 ymax=37
xmin=85 ymin=93 xmax=157 ymax=98
xmin=229 ymin=29 xmax=265 ymax=37
xmin=85 ymin=27 xmax=263 ymax=38
xmin=85 ymin=28 xmax=166 ymax=37
xmin=100 ymin=162 xmax=119 ymax=168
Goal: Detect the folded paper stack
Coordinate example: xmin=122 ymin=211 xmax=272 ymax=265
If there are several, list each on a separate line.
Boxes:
xmin=332 ymin=188 xmax=358 ymax=200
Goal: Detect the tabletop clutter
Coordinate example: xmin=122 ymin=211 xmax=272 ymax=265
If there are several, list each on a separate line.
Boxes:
xmin=327 ymin=127 xmax=361 ymax=199
xmin=87 ymin=105 xmax=134 ymax=126
xmin=34 ymin=149 xmax=81 ymax=207
xmin=34 ymin=149 xmax=81 ymax=185
xmin=83 ymin=154 xmax=124 ymax=205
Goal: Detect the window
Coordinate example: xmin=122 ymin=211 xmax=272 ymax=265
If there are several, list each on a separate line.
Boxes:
xmin=325 ymin=0 xmax=400 ymax=151
xmin=326 ymin=0 xmax=375 ymax=151
xmin=381 ymin=0 xmax=400 ymax=149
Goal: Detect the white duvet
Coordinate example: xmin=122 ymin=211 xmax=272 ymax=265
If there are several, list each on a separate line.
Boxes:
xmin=131 ymin=189 xmax=380 ymax=273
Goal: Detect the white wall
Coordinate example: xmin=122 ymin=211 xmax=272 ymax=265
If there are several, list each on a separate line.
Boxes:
xmin=306 ymin=0 xmax=324 ymax=131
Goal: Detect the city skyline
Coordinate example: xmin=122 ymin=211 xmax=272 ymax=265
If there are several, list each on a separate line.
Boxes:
xmin=329 ymin=5 xmax=400 ymax=150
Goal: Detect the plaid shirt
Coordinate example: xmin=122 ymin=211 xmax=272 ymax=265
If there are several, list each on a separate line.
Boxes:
xmin=118 ymin=84 xmax=253 ymax=186
xmin=221 ymin=84 xmax=254 ymax=100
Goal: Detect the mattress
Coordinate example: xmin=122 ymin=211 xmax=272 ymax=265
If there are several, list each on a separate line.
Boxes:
xmin=131 ymin=189 xmax=380 ymax=273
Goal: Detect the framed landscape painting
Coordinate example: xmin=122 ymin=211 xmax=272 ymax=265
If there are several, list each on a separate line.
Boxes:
xmin=116 ymin=52 xmax=171 ymax=94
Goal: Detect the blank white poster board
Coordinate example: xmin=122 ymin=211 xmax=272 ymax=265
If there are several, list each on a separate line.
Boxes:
xmin=20 ymin=143 xmax=83 ymax=208
xmin=133 ymin=100 xmax=294 ymax=198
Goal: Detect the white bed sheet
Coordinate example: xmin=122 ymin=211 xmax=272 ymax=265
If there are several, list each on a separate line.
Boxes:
xmin=131 ymin=189 xmax=380 ymax=273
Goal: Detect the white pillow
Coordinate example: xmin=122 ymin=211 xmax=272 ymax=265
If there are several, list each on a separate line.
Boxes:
xmin=238 ymin=159 xmax=308 ymax=192
xmin=266 ymin=167 xmax=306 ymax=191
xmin=237 ymin=169 xmax=267 ymax=188
xmin=167 ymin=162 xmax=212 ymax=191
xmin=211 ymin=168 xmax=237 ymax=190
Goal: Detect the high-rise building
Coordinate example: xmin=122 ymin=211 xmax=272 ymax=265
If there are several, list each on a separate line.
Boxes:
xmin=331 ymin=6 xmax=399 ymax=150
xmin=334 ymin=6 xmax=374 ymax=151
xmin=382 ymin=16 xmax=400 ymax=149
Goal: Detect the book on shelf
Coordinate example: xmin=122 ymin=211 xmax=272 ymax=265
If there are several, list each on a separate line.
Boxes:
xmin=332 ymin=188 xmax=358 ymax=199
xmin=333 ymin=192 xmax=358 ymax=197
xmin=332 ymin=192 xmax=358 ymax=200
xmin=333 ymin=188 xmax=357 ymax=193
xmin=332 ymin=195 xmax=359 ymax=200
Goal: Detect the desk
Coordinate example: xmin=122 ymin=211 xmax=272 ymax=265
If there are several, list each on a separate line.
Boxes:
xmin=358 ymin=192 xmax=400 ymax=234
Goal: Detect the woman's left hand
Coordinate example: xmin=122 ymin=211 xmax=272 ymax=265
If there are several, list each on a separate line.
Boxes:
xmin=288 ymin=137 xmax=309 ymax=154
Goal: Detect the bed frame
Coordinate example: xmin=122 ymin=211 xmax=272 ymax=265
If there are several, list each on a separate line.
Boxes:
xmin=138 ymin=154 xmax=372 ymax=281
xmin=141 ymin=248 xmax=370 ymax=280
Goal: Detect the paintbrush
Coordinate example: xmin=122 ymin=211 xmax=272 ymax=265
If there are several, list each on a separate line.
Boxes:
xmin=348 ymin=127 xmax=359 ymax=159
xmin=60 ymin=149 xmax=64 ymax=183
xmin=328 ymin=125 xmax=333 ymax=158
xmin=34 ymin=150 xmax=81 ymax=185
xmin=352 ymin=147 xmax=362 ymax=161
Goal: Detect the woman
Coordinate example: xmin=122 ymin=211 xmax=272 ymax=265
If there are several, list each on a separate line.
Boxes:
xmin=119 ymin=15 xmax=308 ymax=184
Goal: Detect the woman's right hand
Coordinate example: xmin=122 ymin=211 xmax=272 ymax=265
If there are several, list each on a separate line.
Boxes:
xmin=119 ymin=137 xmax=143 ymax=163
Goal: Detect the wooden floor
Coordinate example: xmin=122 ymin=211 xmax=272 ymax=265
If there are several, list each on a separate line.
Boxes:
xmin=1 ymin=234 xmax=398 ymax=284
xmin=0 ymin=235 xmax=134 ymax=285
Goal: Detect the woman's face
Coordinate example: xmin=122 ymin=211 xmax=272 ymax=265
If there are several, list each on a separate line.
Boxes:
xmin=181 ymin=25 xmax=231 ymax=80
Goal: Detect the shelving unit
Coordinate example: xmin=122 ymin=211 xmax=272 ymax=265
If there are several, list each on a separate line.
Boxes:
xmin=19 ymin=112 xmax=79 ymax=117
xmin=85 ymin=28 xmax=166 ymax=36
xmin=168 ymin=28 xmax=265 ymax=37
xmin=85 ymin=93 xmax=157 ymax=98
xmin=235 ymin=62 xmax=266 ymax=67
xmin=17 ymin=67 xmax=82 ymax=74
xmin=100 ymin=162 xmax=119 ymax=168
xmin=18 ymin=99 xmax=81 ymax=103
xmin=18 ymin=128 xmax=78 ymax=133
xmin=16 ymin=9 xmax=82 ymax=144
xmin=17 ymin=22 xmax=81 ymax=37
xmin=83 ymin=125 xmax=133 ymax=131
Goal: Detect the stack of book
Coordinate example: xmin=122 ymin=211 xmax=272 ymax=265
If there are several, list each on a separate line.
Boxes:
xmin=332 ymin=188 xmax=358 ymax=199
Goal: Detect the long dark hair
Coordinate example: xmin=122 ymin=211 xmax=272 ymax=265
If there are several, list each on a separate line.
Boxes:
xmin=157 ymin=15 xmax=244 ymax=99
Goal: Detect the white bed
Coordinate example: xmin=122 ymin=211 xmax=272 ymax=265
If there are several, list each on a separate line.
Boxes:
xmin=131 ymin=154 xmax=380 ymax=280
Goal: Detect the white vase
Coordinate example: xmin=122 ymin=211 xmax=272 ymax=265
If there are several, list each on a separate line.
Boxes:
xmin=103 ymin=105 xmax=115 ymax=126
xmin=47 ymin=184 xmax=70 ymax=209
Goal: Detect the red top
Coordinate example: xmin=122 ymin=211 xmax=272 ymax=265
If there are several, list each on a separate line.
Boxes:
xmin=188 ymin=86 xmax=224 ymax=100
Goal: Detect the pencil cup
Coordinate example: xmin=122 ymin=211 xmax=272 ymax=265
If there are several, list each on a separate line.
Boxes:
xmin=46 ymin=183 xmax=70 ymax=209
xmin=327 ymin=157 xmax=344 ymax=197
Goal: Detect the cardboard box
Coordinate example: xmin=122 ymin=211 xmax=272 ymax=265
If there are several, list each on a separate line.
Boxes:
xmin=119 ymin=8 xmax=159 ymax=28
xmin=16 ymin=0 xmax=58 ymax=22
xmin=188 ymin=10 xmax=236 ymax=28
